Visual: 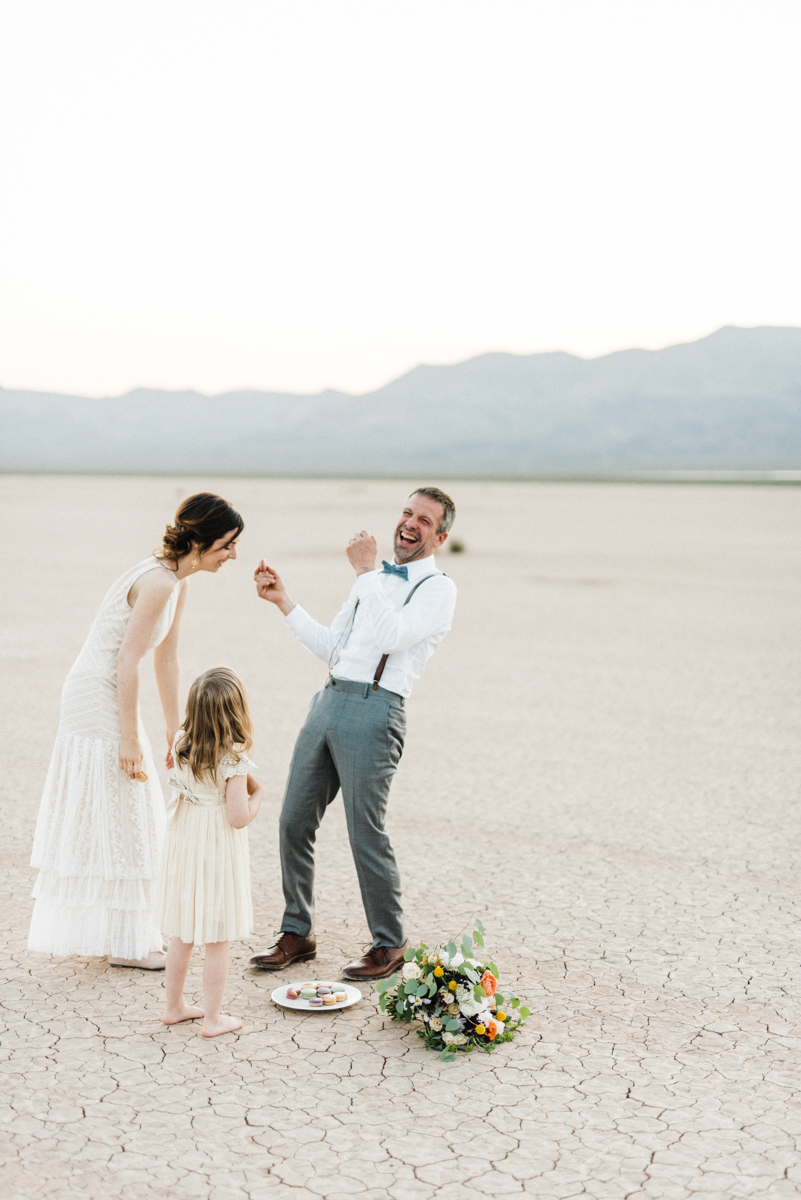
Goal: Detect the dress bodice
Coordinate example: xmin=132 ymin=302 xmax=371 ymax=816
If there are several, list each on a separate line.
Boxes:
xmin=70 ymin=558 xmax=182 ymax=673
xmin=168 ymin=745 xmax=257 ymax=808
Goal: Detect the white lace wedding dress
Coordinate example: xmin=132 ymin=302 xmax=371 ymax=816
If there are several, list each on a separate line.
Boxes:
xmin=28 ymin=558 xmax=182 ymax=959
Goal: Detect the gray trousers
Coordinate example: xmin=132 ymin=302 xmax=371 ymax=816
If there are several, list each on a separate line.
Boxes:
xmin=279 ymin=677 xmax=407 ymax=947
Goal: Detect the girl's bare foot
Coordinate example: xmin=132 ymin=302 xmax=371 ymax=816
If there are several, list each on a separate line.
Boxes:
xmin=108 ymin=951 xmax=167 ymax=970
xmin=161 ymin=1005 xmax=204 ymax=1025
xmin=202 ymin=1013 xmax=243 ymax=1038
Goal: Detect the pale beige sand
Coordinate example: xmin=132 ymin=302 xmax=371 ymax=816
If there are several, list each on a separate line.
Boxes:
xmin=1 ymin=475 xmax=800 ymax=1200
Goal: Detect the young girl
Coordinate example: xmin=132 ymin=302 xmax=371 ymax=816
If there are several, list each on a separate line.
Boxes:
xmin=157 ymin=667 xmax=263 ymax=1037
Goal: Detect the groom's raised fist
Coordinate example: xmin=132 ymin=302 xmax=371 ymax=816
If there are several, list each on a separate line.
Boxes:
xmin=346 ymin=531 xmax=377 ymax=576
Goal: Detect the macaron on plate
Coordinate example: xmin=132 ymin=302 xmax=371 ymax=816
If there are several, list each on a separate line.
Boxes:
xmin=272 ymin=981 xmax=362 ymax=1012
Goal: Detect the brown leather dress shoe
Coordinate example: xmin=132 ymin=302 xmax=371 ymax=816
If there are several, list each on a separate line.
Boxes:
xmin=341 ymin=942 xmax=409 ymax=981
xmin=249 ymin=932 xmax=317 ymax=970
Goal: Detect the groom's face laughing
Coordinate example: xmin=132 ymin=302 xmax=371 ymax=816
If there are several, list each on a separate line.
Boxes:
xmin=393 ymin=494 xmax=448 ymax=563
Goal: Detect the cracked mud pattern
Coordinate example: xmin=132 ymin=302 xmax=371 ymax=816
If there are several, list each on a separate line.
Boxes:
xmin=1 ymin=477 xmax=800 ymax=1200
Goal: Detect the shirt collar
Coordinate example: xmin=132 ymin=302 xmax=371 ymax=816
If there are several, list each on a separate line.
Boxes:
xmin=391 ymin=554 xmax=440 ymax=580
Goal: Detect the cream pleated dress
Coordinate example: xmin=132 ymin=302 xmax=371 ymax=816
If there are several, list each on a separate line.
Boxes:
xmin=157 ymin=744 xmax=255 ymax=945
xmin=29 ymin=558 xmax=182 ymax=960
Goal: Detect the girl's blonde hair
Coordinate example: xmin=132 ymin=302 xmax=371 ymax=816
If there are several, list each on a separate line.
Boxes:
xmin=175 ymin=667 xmax=253 ymax=781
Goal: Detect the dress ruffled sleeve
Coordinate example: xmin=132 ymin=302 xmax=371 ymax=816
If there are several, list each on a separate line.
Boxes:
xmin=219 ymin=749 xmax=258 ymax=781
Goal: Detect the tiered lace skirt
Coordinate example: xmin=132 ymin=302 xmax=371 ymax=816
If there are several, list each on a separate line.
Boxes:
xmin=29 ymin=723 xmax=166 ymax=960
xmin=156 ymin=798 xmax=252 ymax=945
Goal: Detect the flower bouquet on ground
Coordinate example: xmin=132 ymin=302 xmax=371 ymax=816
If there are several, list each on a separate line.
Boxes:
xmin=377 ymin=921 xmax=530 ymax=1061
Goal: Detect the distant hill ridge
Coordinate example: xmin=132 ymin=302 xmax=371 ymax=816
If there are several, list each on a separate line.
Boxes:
xmin=2 ymin=325 xmax=800 ymax=474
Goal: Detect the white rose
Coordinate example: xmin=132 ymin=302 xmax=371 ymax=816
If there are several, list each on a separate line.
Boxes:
xmin=442 ymin=1032 xmax=455 ymax=1045
xmin=402 ymin=961 xmax=421 ymax=981
xmin=429 ymin=1017 xmax=442 ymax=1031
xmin=454 ymin=1034 xmax=468 ymax=1045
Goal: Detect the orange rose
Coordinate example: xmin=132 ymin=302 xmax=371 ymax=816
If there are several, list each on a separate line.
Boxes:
xmin=486 ymin=1020 xmax=498 ymax=1041
xmin=480 ymin=971 xmax=498 ymax=997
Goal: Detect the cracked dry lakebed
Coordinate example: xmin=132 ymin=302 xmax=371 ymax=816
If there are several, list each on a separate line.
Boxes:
xmin=1 ymin=476 xmax=800 ymax=1200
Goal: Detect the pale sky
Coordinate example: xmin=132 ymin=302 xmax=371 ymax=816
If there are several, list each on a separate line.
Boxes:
xmin=1 ymin=1 xmax=799 ymax=397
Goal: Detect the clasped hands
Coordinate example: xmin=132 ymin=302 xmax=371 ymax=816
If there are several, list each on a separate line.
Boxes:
xmin=253 ymin=531 xmax=377 ymax=609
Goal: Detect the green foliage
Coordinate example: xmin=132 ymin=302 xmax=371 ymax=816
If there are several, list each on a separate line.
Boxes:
xmin=378 ymin=924 xmax=530 ymax=1062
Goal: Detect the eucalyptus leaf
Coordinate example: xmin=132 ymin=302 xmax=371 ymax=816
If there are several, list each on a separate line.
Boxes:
xmin=446 ymin=942 xmax=457 ymax=957
xmin=445 ymin=1019 xmax=461 ymax=1032
xmin=472 ymin=931 xmax=485 ymax=947
xmin=475 ymin=919 xmax=485 ymax=934
xmin=461 ymin=935 xmax=473 ymax=958
xmin=519 ymin=1006 xmax=531 ymax=1020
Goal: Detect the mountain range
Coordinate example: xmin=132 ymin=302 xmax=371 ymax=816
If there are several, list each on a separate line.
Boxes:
xmin=2 ymin=325 xmax=800 ymax=475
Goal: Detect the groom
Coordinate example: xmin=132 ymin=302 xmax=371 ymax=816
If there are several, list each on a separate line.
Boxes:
xmin=251 ymin=486 xmax=457 ymax=980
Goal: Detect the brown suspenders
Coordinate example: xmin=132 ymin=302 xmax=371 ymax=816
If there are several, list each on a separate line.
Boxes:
xmin=371 ymin=576 xmax=441 ymax=691
xmin=330 ymin=573 xmax=443 ymax=696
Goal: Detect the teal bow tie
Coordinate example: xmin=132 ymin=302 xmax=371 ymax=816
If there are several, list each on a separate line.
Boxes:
xmin=381 ymin=560 xmax=409 ymax=580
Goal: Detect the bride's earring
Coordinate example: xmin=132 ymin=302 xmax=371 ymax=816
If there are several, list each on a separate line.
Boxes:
xmin=190 ymin=557 xmax=199 ymax=571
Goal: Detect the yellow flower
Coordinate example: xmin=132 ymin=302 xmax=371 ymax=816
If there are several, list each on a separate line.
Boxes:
xmin=475 ymin=1024 xmax=486 ymax=1035
xmin=496 ymin=1010 xmax=507 ymax=1021
xmin=448 ymin=980 xmax=458 ymax=991
xmin=433 ymin=967 xmax=444 ymax=977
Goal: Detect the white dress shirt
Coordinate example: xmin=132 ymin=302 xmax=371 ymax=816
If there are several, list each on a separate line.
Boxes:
xmin=285 ymin=554 xmax=457 ymax=698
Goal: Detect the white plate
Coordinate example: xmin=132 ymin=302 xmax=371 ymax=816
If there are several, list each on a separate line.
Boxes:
xmin=271 ymin=981 xmax=362 ymax=1012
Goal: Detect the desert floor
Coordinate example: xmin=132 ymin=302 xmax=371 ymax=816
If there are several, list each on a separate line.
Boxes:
xmin=1 ymin=476 xmax=800 ymax=1200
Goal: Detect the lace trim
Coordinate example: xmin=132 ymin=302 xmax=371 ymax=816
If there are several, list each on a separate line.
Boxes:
xmin=219 ymin=751 xmax=258 ymax=781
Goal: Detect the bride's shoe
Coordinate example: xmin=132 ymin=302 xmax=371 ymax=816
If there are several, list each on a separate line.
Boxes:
xmin=108 ymin=950 xmax=167 ymax=970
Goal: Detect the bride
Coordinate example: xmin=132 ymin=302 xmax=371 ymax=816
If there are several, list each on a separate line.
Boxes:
xmin=28 ymin=492 xmax=244 ymax=969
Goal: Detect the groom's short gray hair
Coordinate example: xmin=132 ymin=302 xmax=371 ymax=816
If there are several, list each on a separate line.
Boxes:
xmin=410 ymin=487 xmax=456 ymax=534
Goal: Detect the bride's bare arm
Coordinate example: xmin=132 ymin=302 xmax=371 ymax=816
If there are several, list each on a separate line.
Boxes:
xmin=154 ymin=581 xmax=188 ymax=767
xmin=117 ymin=572 xmax=177 ymax=778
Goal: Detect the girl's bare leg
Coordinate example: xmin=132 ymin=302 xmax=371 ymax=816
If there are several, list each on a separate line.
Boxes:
xmin=161 ymin=938 xmax=204 ymax=1024
xmin=201 ymin=941 xmax=242 ymax=1037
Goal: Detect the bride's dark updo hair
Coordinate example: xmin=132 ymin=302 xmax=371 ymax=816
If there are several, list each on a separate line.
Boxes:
xmin=157 ymin=493 xmax=244 ymax=567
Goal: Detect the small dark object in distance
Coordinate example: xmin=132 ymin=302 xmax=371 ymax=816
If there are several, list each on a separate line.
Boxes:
xmin=449 ymin=539 xmax=466 ymax=553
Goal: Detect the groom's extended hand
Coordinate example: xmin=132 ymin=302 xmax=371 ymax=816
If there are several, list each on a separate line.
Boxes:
xmin=254 ymin=560 xmax=296 ymax=616
xmin=346 ymin=531 xmax=377 ymax=576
